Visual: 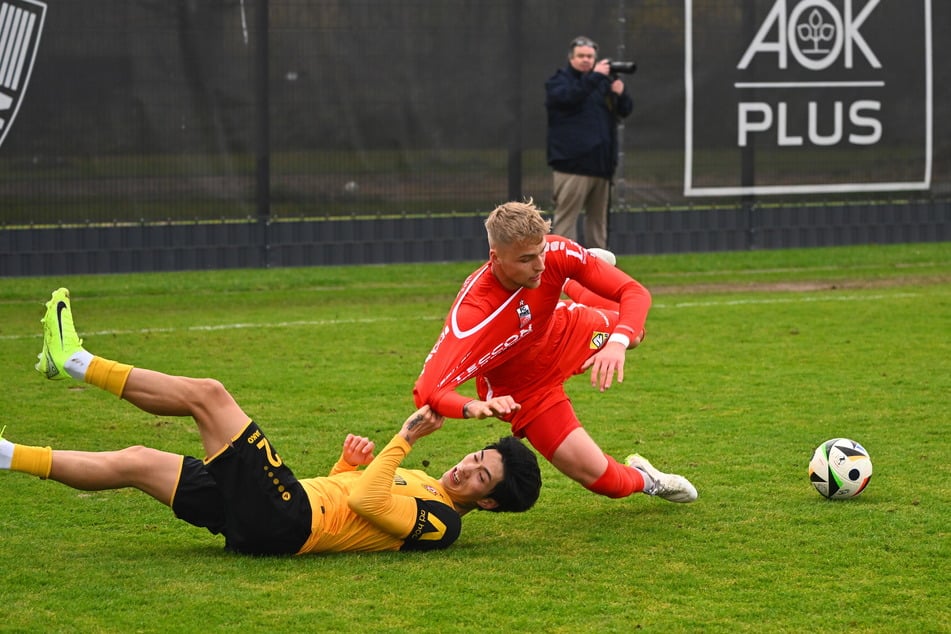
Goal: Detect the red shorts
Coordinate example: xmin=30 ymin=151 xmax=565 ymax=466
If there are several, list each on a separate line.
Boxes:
xmin=520 ymin=399 xmax=580 ymax=460
xmin=478 ymin=302 xmax=619 ymax=458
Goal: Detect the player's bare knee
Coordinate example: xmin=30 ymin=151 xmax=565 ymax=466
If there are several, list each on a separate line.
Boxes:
xmin=189 ymin=377 xmax=233 ymax=407
xmin=114 ymin=445 xmax=159 ymax=476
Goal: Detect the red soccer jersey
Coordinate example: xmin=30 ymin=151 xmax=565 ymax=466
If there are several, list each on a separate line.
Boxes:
xmin=414 ymin=236 xmax=651 ymax=419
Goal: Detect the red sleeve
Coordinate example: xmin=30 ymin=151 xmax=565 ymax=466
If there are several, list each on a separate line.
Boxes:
xmin=414 ymin=265 xmax=522 ymax=418
xmin=563 ymin=279 xmax=619 ymax=310
xmin=413 ymin=317 xmax=486 ymax=418
xmin=413 ymin=276 xmax=477 ymax=418
xmin=558 ymin=243 xmax=651 ymax=340
xmin=586 ymin=262 xmax=650 ymax=340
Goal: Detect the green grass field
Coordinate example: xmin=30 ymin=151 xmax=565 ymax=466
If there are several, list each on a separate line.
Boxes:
xmin=0 ymin=243 xmax=948 ymax=633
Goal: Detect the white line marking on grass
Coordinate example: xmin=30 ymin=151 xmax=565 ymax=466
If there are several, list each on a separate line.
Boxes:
xmin=0 ymin=293 xmax=922 ymax=341
xmin=652 ymin=292 xmax=920 ymax=309
xmin=0 ymin=316 xmax=443 ymax=341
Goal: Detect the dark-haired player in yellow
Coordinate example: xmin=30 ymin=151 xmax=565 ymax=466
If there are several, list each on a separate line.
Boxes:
xmin=0 ymin=289 xmax=541 ymax=555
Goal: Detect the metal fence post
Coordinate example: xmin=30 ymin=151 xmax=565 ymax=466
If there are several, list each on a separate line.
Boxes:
xmin=255 ymin=0 xmax=270 ymax=267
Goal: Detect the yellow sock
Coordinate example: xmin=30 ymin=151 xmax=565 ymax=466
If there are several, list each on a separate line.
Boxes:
xmin=86 ymin=357 xmax=134 ymax=398
xmin=10 ymin=445 xmax=53 ymax=479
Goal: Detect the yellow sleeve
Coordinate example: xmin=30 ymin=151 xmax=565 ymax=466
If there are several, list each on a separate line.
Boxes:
xmin=347 ymin=435 xmax=461 ymax=550
xmin=347 ymin=435 xmax=418 ymax=536
xmin=328 ymin=454 xmax=358 ymax=476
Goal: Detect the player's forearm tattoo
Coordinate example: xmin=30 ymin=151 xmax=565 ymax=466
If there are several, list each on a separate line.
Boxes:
xmin=406 ymin=414 xmax=424 ymax=430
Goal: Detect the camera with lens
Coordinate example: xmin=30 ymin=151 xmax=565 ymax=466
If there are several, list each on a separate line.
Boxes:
xmin=607 ymin=60 xmax=637 ymax=76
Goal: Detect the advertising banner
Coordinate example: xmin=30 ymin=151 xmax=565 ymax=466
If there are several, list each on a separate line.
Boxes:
xmin=684 ymin=0 xmax=932 ymax=196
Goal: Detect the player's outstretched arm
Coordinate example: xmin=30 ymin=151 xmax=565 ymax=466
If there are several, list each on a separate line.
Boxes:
xmin=461 ymin=396 xmax=521 ymax=420
xmin=347 ymin=406 xmax=448 ymax=539
xmin=398 ymin=405 xmax=444 ymax=445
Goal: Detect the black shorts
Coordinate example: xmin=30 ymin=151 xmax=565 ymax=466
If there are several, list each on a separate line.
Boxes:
xmin=171 ymin=421 xmax=312 ymax=555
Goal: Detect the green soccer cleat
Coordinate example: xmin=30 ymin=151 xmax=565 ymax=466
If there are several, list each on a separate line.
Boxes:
xmin=35 ymin=288 xmax=84 ymax=380
xmin=626 ymin=453 xmax=698 ymax=503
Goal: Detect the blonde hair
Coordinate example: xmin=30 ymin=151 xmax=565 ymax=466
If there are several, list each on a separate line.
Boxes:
xmin=484 ymin=199 xmax=551 ymax=247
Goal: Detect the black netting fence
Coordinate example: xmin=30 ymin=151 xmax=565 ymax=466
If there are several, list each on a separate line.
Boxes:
xmin=1 ymin=0 xmax=948 ymax=226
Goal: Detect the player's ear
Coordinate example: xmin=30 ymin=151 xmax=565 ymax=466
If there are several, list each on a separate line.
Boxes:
xmin=477 ymin=497 xmax=500 ymax=511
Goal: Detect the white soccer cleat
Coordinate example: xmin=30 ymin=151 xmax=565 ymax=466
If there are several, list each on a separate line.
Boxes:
xmin=626 ymin=453 xmax=698 ymax=503
xmin=587 ymin=247 xmax=617 ymax=266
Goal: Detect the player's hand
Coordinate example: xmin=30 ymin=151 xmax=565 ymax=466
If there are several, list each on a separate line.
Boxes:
xmin=581 ymin=341 xmax=627 ymax=391
xmin=464 ymin=396 xmax=521 ymax=420
xmin=400 ymin=405 xmax=445 ymax=445
xmin=342 ymin=434 xmax=375 ymax=466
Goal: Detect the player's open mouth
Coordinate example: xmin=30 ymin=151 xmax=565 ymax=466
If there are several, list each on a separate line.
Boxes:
xmin=451 ymin=467 xmax=461 ymax=484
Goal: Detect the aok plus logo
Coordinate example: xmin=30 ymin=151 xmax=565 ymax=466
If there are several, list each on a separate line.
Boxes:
xmin=684 ymin=0 xmax=932 ymax=196
xmin=0 ymin=0 xmax=45 ymax=150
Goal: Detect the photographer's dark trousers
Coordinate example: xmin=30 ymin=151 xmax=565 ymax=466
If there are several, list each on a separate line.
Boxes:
xmin=551 ymin=171 xmax=611 ymax=249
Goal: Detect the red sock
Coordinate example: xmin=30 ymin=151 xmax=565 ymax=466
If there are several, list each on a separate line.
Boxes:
xmin=585 ymin=455 xmax=646 ymax=498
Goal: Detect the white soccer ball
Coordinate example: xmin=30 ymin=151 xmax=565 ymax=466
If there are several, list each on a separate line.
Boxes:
xmin=809 ymin=438 xmax=873 ymax=499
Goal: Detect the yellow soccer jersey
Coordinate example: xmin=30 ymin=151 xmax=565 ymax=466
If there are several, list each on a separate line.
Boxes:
xmin=296 ymin=435 xmax=462 ymax=553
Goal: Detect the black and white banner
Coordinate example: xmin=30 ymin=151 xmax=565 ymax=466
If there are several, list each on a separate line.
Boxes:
xmin=0 ymin=0 xmax=45 ymax=149
xmin=684 ymin=0 xmax=932 ymax=196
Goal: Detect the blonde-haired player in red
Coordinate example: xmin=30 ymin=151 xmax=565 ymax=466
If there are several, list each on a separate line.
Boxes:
xmin=414 ymin=200 xmax=696 ymax=503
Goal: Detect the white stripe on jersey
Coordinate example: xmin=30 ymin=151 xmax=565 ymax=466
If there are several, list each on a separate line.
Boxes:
xmin=449 ymin=264 xmax=524 ymax=339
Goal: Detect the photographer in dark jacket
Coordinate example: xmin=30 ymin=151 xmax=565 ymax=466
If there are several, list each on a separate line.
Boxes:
xmin=545 ymin=36 xmax=633 ymax=249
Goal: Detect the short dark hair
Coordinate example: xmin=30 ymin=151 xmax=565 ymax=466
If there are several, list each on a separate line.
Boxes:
xmin=484 ymin=436 xmax=541 ymax=513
